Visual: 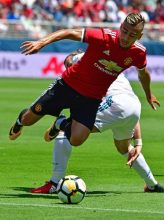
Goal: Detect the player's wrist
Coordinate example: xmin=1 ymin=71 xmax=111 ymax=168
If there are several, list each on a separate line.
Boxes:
xmin=134 ymin=138 xmax=142 ymax=147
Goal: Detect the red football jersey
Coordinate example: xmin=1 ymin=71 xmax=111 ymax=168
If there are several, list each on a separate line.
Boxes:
xmin=62 ymin=28 xmax=147 ymax=99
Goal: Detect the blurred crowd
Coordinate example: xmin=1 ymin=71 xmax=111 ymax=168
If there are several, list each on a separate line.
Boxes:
xmin=0 ymin=0 xmax=163 ymax=38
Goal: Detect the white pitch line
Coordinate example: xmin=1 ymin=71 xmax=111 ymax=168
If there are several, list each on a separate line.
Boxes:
xmin=0 ymin=202 xmax=164 ymax=215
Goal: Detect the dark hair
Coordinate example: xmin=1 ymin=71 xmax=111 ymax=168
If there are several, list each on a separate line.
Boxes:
xmin=64 ymin=49 xmax=83 ymax=68
xmin=125 ymin=13 xmax=145 ymax=27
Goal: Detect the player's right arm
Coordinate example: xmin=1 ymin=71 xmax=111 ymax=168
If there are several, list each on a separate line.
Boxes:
xmin=20 ymin=29 xmax=83 ymax=55
xmin=127 ymin=121 xmax=142 ymax=167
xmin=133 ymin=121 xmax=142 ymax=155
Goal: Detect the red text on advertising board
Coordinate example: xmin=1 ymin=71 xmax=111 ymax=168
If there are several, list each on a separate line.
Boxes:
xmin=42 ymin=56 xmax=64 ymax=75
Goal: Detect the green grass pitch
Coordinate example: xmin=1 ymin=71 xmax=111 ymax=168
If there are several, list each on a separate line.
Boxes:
xmin=0 ymin=78 xmax=164 ymax=220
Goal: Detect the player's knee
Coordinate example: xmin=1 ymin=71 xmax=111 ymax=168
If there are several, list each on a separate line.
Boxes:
xmin=70 ymin=135 xmax=87 ymax=147
xmin=116 ymin=147 xmax=127 ymax=154
xmin=115 ymin=144 xmax=123 ymax=154
xmin=114 ymin=138 xmax=131 ymax=154
xmin=69 ymin=126 xmax=90 ymax=146
xmin=114 ymin=141 xmax=128 ymax=154
xmin=69 ymin=138 xmax=83 ymax=147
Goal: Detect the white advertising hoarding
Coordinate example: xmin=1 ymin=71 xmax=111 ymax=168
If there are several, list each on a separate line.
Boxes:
xmin=0 ymin=52 xmax=67 ymax=78
xmin=0 ymin=52 xmax=164 ymax=80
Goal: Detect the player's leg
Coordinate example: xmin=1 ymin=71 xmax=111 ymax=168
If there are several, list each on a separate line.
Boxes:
xmin=51 ymin=133 xmax=72 ymax=183
xmin=9 ymin=79 xmax=69 ymax=140
xmin=31 ymin=132 xmax=72 ymax=194
xmin=45 ymin=116 xmax=95 ymax=145
xmin=64 ymin=119 xmax=90 ymax=146
xmin=44 ymin=114 xmax=67 ymax=142
xmin=9 ymin=109 xmax=43 ymax=140
xmin=114 ymin=132 xmax=164 ymax=192
xmin=67 ymin=95 xmax=101 ymax=146
xmin=16 ymin=109 xmax=43 ymax=126
xmin=96 ymin=93 xmax=163 ymax=192
xmin=112 ymin=111 xmax=164 ymax=192
xmin=44 ymin=92 xmax=101 ymax=146
xmin=9 ymin=108 xmax=27 ymax=140
xmin=56 ymin=118 xmax=94 ymax=147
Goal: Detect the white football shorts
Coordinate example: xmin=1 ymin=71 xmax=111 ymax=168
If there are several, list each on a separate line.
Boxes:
xmin=94 ymin=93 xmax=141 ymax=140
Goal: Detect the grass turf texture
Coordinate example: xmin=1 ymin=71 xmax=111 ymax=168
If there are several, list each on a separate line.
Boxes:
xmin=0 ymin=78 xmax=164 ymax=220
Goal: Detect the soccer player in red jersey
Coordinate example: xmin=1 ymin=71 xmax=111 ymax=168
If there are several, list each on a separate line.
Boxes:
xmin=9 ymin=13 xmax=160 ymax=147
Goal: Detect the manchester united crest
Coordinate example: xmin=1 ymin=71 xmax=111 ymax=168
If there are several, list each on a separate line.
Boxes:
xmin=124 ymin=57 xmax=132 ymax=66
xmin=35 ymin=103 xmax=42 ymax=112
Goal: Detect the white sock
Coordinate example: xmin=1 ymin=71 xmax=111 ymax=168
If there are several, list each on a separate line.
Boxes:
xmin=124 ymin=152 xmax=158 ymax=189
xmin=51 ymin=133 xmax=72 ymax=184
xmin=55 ymin=117 xmax=65 ymax=130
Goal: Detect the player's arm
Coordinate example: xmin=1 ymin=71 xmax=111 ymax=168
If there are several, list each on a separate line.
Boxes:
xmin=137 ymin=67 xmax=160 ymax=110
xmin=133 ymin=120 xmax=142 ymax=153
xmin=127 ymin=121 xmax=142 ymax=167
xmin=20 ymin=29 xmax=83 ymax=55
xmin=133 ymin=121 xmax=141 ymax=141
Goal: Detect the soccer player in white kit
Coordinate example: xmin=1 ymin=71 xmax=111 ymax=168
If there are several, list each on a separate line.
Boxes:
xmin=31 ymin=52 xmax=164 ymax=194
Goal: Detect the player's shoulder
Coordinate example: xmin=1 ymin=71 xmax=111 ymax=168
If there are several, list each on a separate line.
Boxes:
xmin=133 ymin=41 xmax=146 ymax=52
xmin=103 ymin=28 xmax=118 ymax=39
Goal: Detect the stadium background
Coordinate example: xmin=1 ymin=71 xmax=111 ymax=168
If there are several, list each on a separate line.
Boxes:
xmin=0 ymin=0 xmax=164 ymax=80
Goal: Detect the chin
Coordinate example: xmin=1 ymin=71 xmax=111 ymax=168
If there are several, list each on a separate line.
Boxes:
xmin=121 ymin=42 xmax=130 ymax=48
xmin=120 ymin=43 xmax=127 ymax=48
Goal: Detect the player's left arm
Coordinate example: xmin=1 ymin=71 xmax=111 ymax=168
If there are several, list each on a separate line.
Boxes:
xmin=137 ymin=67 xmax=160 ymax=110
xmin=20 ymin=28 xmax=83 ymax=55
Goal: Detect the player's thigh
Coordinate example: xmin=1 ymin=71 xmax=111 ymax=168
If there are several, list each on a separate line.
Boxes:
xmin=30 ymin=79 xmax=71 ymax=116
xmin=112 ymin=115 xmax=140 ymax=141
xmin=71 ymin=96 xmax=101 ymax=131
xmin=94 ymin=95 xmax=124 ymax=132
xmin=94 ymin=107 xmax=115 ymax=132
xmin=111 ymin=95 xmax=141 ymax=140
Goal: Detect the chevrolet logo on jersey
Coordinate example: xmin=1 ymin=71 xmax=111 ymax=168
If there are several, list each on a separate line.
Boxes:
xmin=99 ymin=59 xmax=123 ymax=72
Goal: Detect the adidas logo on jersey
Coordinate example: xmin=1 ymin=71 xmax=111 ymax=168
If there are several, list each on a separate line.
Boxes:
xmin=103 ymin=50 xmax=110 ymax=56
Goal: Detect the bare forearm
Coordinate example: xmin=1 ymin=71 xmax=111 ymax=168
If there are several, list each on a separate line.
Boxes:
xmin=138 ymin=68 xmax=151 ymax=100
xmin=21 ymin=28 xmax=83 ymax=55
xmin=133 ymin=121 xmax=141 ymax=140
xmin=39 ymin=29 xmax=82 ymax=47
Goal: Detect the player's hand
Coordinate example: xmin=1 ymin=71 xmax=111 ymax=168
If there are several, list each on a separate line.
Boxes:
xmin=20 ymin=41 xmax=44 ymax=55
xmin=127 ymin=146 xmax=142 ymax=168
xmin=147 ymin=94 xmax=160 ymax=110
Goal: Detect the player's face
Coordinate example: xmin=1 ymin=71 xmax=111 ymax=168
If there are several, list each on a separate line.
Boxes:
xmin=119 ymin=21 xmax=143 ymax=48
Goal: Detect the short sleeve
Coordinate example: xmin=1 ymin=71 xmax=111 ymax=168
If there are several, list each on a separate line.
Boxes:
xmin=135 ymin=50 xmax=147 ymax=70
xmin=83 ymin=28 xmax=106 ymax=44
